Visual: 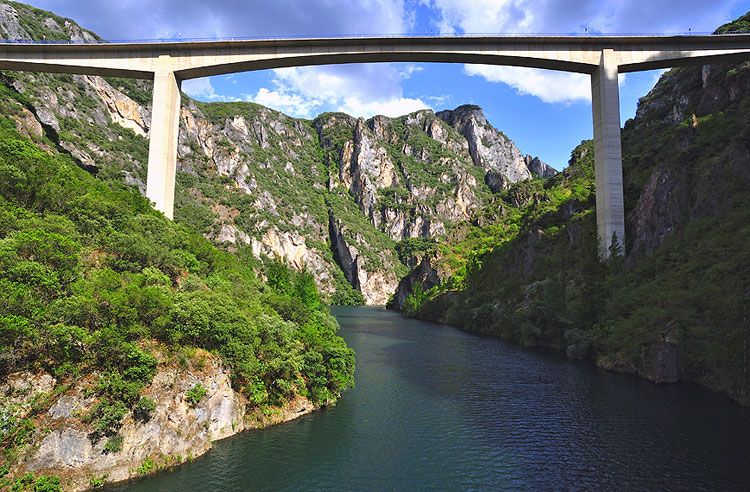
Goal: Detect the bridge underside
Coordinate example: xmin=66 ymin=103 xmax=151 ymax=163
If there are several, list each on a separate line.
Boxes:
xmin=2 ymin=35 xmax=750 ymax=258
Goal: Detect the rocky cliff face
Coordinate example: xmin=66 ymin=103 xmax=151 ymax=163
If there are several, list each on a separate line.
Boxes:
xmin=438 ymin=105 xmax=533 ymax=183
xmin=623 ymin=59 xmax=750 ymax=260
xmin=2 ymin=348 xmax=314 ymax=490
xmin=397 ymin=23 xmax=750 ymax=403
xmin=0 ymin=1 xmax=552 ymax=306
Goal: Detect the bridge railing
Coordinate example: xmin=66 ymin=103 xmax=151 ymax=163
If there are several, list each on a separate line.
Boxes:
xmin=2 ymin=31 xmax=747 ymax=45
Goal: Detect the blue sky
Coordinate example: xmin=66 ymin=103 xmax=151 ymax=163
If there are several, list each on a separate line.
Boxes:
xmin=23 ymin=0 xmax=750 ymax=168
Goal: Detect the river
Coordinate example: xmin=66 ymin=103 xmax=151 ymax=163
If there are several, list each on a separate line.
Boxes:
xmin=111 ymin=306 xmax=750 ymax=490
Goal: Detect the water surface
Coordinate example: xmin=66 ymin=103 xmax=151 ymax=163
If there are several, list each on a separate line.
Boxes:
xmin=112 ymin=306 xmax=750 ymax=490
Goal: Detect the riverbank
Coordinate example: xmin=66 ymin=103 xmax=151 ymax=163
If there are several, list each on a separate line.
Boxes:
xmin=1 ymin=346 xmax=321 ymax=491
xmin=108 ymin=307 xmax=750 ymax=491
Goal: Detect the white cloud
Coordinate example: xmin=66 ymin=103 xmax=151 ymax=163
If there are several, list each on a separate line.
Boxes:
xmin=337 ymin=96 xmax=429 ymax=118
xmin=464 ymin=66 xmax=590 ymax=103
xmin=463 ymin=66 xmax=634 ymax=104
xmin=248 ymin=64 xmax=431 ymax=118
xmin=423 ymin=0 xmax=742 ymax=104
xmin=426 ymin=93 xmax=452 ymax=106
xmin=25 ymin=0 xmax=411 ymax=40
xmin=182 ymin=77 xmax=238 ymax=102
xmin=398 ymin=64 xmax=424 ymax=79
xmin=69 ymin=0 xmax=431 ymax=119
xmin=422 ymin=0 xmax=741 ymax=35
xmin=249 ymin=87 xmax=323 ymax=118
xmin=423 ymin=0 xmax=532 ymax=35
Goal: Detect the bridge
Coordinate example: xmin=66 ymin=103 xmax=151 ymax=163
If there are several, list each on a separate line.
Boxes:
xmin=2 ymin=34 xmax=750 ymax=257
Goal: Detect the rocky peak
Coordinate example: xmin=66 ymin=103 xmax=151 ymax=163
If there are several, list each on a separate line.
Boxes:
xmin=525 ymin=155 xmax=557 ymax=179
xmin=617 ymin=12 xmax=750 ymax=262
xmin=0 ymin=1 xmax=98 ymax=42
xmin=313 ymin=113 xmax=357 ymax=143
xmin=437 ymin=105 xmax=533 ymax=183
xmin=368 ymin=114 xmax=390 ymax=139
xmin=0 ymin=3 xmax=27 ymax=39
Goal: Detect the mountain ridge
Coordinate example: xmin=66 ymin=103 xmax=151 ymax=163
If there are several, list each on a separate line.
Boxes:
xmin=0 ymin=0 xmax=554 ymax=305
xmin=395 ymin=14 xmax=750 ymax=404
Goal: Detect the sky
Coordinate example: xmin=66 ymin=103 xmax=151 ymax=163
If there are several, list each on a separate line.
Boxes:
xmin=22 ymin=0 xmax=750 ymax=169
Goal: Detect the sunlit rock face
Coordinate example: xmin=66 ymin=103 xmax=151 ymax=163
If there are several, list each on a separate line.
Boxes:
xmin=0 ymin=0 xmax=550 ymax=305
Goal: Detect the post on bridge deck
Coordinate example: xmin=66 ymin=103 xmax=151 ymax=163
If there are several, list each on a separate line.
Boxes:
xmin=591 ymin=49 xmax=626 ymax=259
xmin=145 ymin=55 xmax=181 ymax=220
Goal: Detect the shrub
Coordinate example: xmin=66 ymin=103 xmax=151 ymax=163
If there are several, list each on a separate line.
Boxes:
xmin=136 ymin=457 xmax=157 ymax=476
xmin=86 ymin=400 xmax=127 ymax=440
xmin=185 ymin=384 xmax=207 ymax=406
xmin=132 ymin=397 xmax=156 ymax=423
xmin=89 ymin=475 xmax=107 ymax=488
xmin=0 ymin=115 xmax=354 ymax=464
xmin=103 ymin=435 xmax=123 ymax=454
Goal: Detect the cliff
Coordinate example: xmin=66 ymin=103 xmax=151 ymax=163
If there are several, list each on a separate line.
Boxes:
xmin=398 ymin=14 xmax=750 ymax=404
xmin=2 ymin=348 xmax=315 ymax=491
xmin=0 ymin=37 xmax=355 ymax=488
xmin=0 ymin=0 xmax=550 ymax=305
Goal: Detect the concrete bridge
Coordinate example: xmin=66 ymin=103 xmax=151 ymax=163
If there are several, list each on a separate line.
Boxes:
xmin=2 ymin=34 xmax=750 ymax=257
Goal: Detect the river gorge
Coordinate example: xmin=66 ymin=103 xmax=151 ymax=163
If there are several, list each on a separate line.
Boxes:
xmin=110 ymin=307 xmax=750 ymax=491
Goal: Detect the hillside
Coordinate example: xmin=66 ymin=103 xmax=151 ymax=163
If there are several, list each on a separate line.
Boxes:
xmin=398 ymin=15 xmax=750 ymax=404
xmin=0 ymin=4 xmax=361 ymax=489
xmin=3 ymin=1 xmax=748 ymax=488
xmin=0 ymin=75 xmax=356 ymax=489
xmin=0 ymin=0 xmax=552 ymax=306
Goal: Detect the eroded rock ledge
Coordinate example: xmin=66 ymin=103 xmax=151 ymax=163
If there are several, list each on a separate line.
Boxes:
xmin=2 ymin=348 xmax=318 ymax=490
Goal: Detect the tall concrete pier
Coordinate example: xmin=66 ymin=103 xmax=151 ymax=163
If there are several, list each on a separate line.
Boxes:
xmin=591 ymin=49 xmax=625 ymax=256
xmin=145 ymin=58 xmax=181 ymax=219
xmin=2 ymin=34 xmax=750 ymax=256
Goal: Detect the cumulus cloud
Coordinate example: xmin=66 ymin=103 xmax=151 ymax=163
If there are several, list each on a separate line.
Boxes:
xmin=24 ymin=0 xmax=434 ymax=118
xmin=337 ymin=96 xmax=429 ymax=118
xmin=422 ymin=0 xmax=741 ymax=36
xmin=463 ymin=66 xmax=591 ymax=103
xmin=246 ymin=64 xmax=430 ymax=118
xmin=249 ymin=87 xmax=323 ymax=118
xmin=182 ymin=78 xmax=238 ymax=102
xmin=24 ymin=0 xmax=409 ymax=40
xmin=398 ymin=64 xmax=424 ymax=79
xmin=422 ymin=0 xmax=742 ymax=104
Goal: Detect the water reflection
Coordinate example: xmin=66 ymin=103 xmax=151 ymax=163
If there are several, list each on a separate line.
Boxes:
xmin=111 ymin=306 xmax=750 ymax=491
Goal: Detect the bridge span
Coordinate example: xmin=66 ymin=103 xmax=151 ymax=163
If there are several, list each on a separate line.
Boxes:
xmin=2 ymin=34 xmax=750 ymax=257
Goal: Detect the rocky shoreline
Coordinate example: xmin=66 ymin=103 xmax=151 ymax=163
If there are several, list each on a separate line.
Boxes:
xmin=2 ymin=348 xmax=321 ymax=491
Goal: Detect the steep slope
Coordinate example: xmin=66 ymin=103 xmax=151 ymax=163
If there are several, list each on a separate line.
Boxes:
xmin=398 ymin=15 xmax=750 ymax=404
xmin=0 ymin=0 xmax=551 ymax=305
xmin=0 ymin=87 xmax=354 ymax=488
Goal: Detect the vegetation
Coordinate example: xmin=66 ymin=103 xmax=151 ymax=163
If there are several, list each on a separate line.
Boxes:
xmin=0 ymin=114 xmax=354 ymax=473
xmin=8 ymin=1 xmax=100 ymax=42
xmin=132 ymin=396 xmax=156 ymax=422
xmin=406 ymin=48 xmax=750 ymax=403
xmin=185 ymin=384 xmax=207 ymax=406
xmin=715 ymin=11 xmax=750 ymax=34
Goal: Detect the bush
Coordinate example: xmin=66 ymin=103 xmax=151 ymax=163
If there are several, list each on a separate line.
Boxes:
xmin=0 ymin=116 xmax=354 ymax=469
xmin=103 ymin=435 xmax=123 ymax=454
xmin=136 ymin=457 xmax=157 ymax=476
xmin=86 ymin=400 xmax=127 ymax=440
xmin=6 ymin=473 xmax=62 ymax=492
xmin=185 ymin=384 xmax=207 ymax=406
xmin=564 ymin=329 xmax=593 ymax=359
xmin=132 ymin=397 xmax=156 ymax=422
xmin=88 ymin=475 xmax=107 ymax=488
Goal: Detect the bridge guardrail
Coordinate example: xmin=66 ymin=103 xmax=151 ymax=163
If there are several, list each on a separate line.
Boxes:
xmin=2 ymin=31 xmax=749 ymax=45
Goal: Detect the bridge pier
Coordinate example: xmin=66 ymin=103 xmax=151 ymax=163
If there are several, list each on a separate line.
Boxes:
xmin=591 ymin=49 xmax=626 ymax=258
xmin=145 ymin=57 xmax=181 ymax=219
xmin=139 ymin=49 xmax=629 ymax=259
